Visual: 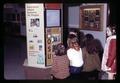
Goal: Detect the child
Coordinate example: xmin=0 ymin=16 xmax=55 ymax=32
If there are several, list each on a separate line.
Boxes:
xmin=51 ymin=43 xmax=70 ymax=80
xmin=82 ymin=39 xmax=101 ymax=79
xmin=67 ymin=34 xmax=77 ymax=48
xmin=67 ymin=37 xmax=84 ymax=79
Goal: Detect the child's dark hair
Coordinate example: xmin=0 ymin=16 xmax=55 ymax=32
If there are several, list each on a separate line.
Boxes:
xmin=85 ymin=34 xmax=94 ymax=41
xmin=55 ymin=43 xmax=66 ymax=56
xmin=86 ymin=39 xmax=103 ymax=55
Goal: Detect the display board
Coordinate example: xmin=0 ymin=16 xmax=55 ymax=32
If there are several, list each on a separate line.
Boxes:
xmin=45 ymin=4 xmax=62 ymax=66
xmin=25 ymin=3 xmax=45 ymax=68
xmin=45 ymin=28 xmax=61 ymax=66
xmin=25 ymin=3 xmax=62 ymax=67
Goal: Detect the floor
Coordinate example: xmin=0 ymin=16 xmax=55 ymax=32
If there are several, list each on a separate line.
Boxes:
xmin=4 ymin=36 xmax=27 ymax=80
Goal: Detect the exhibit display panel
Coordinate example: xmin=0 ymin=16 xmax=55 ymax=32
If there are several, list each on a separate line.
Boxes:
xmin=25 ymin=3 xmax=62 ymax=68
xmin=26 ymin=3 xmax=45 ymax=68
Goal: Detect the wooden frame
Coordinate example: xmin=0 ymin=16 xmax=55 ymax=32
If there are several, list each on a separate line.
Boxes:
xmin=80 ymin=5 xmax=103 ymax=31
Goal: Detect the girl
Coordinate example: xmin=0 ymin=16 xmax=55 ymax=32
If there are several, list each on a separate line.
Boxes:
xmin=67 ymin=37 xmax=84 ymax=79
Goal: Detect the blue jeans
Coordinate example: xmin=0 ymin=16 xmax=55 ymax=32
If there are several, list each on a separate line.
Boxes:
xmin=68 ymin=66 xmax=83 ymax=79
xmin=69 ymin=66 xmax=83 ymax=74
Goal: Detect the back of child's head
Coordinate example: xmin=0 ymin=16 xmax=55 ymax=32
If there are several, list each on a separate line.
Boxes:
xmin=83 ymin=34 xmax=94 ymax=47
xmin=85 ymin=34 xmax=94 ymax=41
xmin=86 ymin=39 xmax=102 ymax=55
xmin=55 ymin=43 xmax=66 ymax=56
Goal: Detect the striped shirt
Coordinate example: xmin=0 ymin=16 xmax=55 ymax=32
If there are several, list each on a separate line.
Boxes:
xmin=51 ymin=55 xmax=70 ymax=79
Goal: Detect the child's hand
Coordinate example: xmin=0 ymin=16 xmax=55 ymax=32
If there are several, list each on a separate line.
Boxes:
xmin=51 ymin=75 xmax=53 ymax=79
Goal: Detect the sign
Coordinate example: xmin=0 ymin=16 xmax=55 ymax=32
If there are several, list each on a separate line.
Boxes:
xmin=26 ymin=3 xmax=45 ymax=68
xmin=45 ymin=28 xmax=61 ymax=66
xmin=45 ymin=3 xmax=61 ymax=9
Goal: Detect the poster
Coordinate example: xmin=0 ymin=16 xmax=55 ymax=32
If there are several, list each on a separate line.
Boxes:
xmin=26 ymin=3 xmax=45 ymax=68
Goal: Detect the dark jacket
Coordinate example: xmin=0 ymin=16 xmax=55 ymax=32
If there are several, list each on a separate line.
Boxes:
xmin=82 ymin=48 xmax=101 ymax=72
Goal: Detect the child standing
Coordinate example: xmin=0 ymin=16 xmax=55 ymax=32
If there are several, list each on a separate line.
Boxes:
xmin=67 ymin=37 xmax=84 ymax=79
xmin=51 ymin=43 xmax=70 ymax=80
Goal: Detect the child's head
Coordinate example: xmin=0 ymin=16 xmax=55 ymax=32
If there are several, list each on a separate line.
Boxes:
xmin=67 ymin=34 xmax=77 ymax=48
xmin=106 ymin=25 xmax=116 ymax=37
xmin=69 ymin=37 xmax=80 ymax=50
xmin=106 ymin=27 xmax=112 ymax=37
xmin=85 ymin=34 xmax=94 ymax=41
xmin=55 ymin=43 xmax=66 ymax=56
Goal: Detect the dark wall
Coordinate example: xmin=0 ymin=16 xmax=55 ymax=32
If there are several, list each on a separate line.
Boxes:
xmin=108 ymin=2 xmax=117 ymax=26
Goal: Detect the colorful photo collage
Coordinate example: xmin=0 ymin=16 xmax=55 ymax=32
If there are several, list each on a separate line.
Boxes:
xmin=80 ymin=5 xmax=103 ymax=31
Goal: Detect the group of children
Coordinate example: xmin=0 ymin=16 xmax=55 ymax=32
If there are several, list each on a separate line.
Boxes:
xmin=51 ymin=34 xmax=84 ymax=80
xmin=50 ymin=26 xmax=116 ymax=80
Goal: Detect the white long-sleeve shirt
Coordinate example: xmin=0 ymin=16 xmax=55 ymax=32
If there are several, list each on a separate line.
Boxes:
xmin=67 ymin=48 xmax=83 ymax=67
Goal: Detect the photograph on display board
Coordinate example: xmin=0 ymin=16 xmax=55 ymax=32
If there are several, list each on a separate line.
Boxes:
xmin=29 ymin=44 xmax=34 ymax=51
xmin=37 ymin=54 xmax=44 ymax=64
xmin=37 ymin=40 xmax=42 ymax=43
xmin=80 ymin=5 xmax=103 ymax=31
xmin=46 ymin=10 xmax=60 ymax=27
xmin=30 ymin=18 xmax=40 ymax=27
xmin=33 ymin=34 xmax=38 ymax=38
xmin=52 ymin=44 xmax=57 ymax=52
xmin=51 ymin=34 xmax=61 ymax=43
xmin=29 ymin=40 xmax=33 ymax=43
xmin=28 ymin=29 xmax=33 ymax=32
xmin=39 ymin=45 xmax=42 ymax=51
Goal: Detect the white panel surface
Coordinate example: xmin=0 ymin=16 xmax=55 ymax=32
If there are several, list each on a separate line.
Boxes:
xmin=25 ymin=3 xmax=45 ymax=68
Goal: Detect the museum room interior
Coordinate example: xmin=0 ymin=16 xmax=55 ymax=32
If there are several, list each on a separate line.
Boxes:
xmin=3 ymin=3 xmax=117 ymax=80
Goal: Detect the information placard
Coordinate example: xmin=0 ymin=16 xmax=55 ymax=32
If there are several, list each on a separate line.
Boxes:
xmin=26 ymin=3 xmax=45 ymax=68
